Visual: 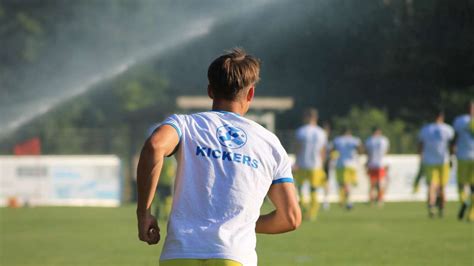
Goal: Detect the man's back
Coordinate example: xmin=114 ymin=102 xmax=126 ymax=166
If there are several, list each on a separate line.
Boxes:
xmin=365 ymin=135 xmax=389 ymax=169
xmin=295 ymin=124 xmax=327 ymax=169
xmin=161 ymin=111 xmax=292 ymax=265
xmin=419 ymin=123 xmax=454 ymax=165
xmin=333 ymin=135 xmax=361 ymax=168
xmin=453 ymin=114 xmax=474 ymax=160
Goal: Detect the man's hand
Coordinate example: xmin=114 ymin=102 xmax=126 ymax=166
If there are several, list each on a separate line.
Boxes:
xmin=137 ymin=212 xmax=160 ymax=245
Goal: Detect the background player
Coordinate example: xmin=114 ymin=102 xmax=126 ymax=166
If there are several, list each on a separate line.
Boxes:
xmin=452 ymin=101 xmax=474 ymax=221
xmin=154 ymin=156 xmax=175 ymax=220
xmin=294 ymin=108 xmax=327 ymax=220
xmin=418 ymin=109 xmax=454 ymax=218
xmin=322 ymin=122 xmax=333 ymax=210
xmin=332 ymin=127 xmax=362 ymax=210
xmin=136 ymin=48 xmax=301 ymax=266
xmin=365 ymin=127 xmax=390 ymax=207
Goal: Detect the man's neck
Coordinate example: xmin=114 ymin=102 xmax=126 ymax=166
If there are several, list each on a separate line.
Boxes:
xmin=212 ymin=99 xmax=246 ymax=116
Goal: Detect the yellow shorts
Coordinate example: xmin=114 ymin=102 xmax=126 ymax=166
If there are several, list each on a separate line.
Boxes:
xmin=294 ymin=168 xmax=326 ymax=187
xmin=424 ymin=164 xmax=450 ymax=186
xmin=160 ymin=259 xmax=242 ymax=266
xmin=336 ymin=167 xmax=357 ymax=185
xmin=457 ymin=159 xmax=474 ymax=184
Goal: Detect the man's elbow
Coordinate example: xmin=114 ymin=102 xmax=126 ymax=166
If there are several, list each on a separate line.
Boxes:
xmin=285 ymin=207 xmax=302 ymax=231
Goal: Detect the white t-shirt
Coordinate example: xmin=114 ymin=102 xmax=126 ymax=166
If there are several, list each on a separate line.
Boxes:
xmin=295 ymin=124 xmax=327 ymax=169
xmin=453 ymin=114 xmax=474 ymax=160
xmin=365 ymin=135 xmax=390 ymax=169
xmin=333 ymin=135 xmax=361 ymax=168
xmin=418 ymin=122 xmax=454 ymax=165
xmin=159 ymin=111 xmax=293 ymax=266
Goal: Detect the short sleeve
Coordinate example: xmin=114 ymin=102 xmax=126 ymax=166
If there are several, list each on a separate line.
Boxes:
xmin=453 ymin=118 xmax=460 ymax=132
xmin=272 ymin=144 xmax=294 ymax=185
xmin=160 ymin=114 xmax=184 ymax=140
xmin=384 ymin=137 xmax=390 ymax=150
xmin=446 ymin=125 xmax=455 ymax=140
xmin=295 ymin=128 xmax=304 ymax=141
xmin=321 ymin=131 xmax=328 ymax=146
xmin=354 ymin=137 xmax=361 ymax=147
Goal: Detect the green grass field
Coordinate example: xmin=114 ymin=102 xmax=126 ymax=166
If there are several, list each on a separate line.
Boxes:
xmin=1 ymin=202 xmax=472 ymax=266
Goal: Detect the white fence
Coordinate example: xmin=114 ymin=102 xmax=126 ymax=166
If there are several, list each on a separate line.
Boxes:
xmin=0 ymin=154 xmax=459 ymax=207
xmin=0 ymin=155 xmax=122 ymax=207
xmin=290 ymin=154 xmax=459 ymax=202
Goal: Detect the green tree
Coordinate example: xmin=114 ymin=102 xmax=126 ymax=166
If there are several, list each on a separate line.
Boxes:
xmin=332 ymin=106 xmax=416 ymax=153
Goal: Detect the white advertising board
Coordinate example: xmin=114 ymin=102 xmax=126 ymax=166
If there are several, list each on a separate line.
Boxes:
xmin=0 ymin=155 xmax=122 ymax=207
xmin=290 ymin=154 xmax=459 ymax=202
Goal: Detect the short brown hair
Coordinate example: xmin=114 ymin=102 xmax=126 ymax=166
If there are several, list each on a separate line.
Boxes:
xmin=303 ymin=108 xmax=318 ymax=123
xmin=207 ymin=48 xmax=260 ymax=101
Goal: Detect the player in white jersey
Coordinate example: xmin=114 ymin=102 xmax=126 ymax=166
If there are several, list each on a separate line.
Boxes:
xmin=136 ymin=48 xmax=301 ymax=266
xmin=294 ymin=108 xmax=327 ymax=220
xmin=364 ymin=127 xmax=390 ymax=207
xmin=452 ymin=101 xmax=474 ymax=221
xmin=418 ymin=110 xmax=454 ymax=218
xmin=332 ymin=128 xmax=362 ymax=210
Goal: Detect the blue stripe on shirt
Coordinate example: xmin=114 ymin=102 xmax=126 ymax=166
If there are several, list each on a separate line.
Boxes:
xmin=162 ymin=122 xmax=182 ymax=139
xmin=272 ymin=177 xmax=294 ymax=185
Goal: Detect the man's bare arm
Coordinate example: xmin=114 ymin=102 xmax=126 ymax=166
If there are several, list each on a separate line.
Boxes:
xmin=136 ymin=125 xmax=179 ymax=245
xmin=256 ymin=182 xmax=301 ymax=234
xmin=320 ymin=146 xmax=326 ymax=164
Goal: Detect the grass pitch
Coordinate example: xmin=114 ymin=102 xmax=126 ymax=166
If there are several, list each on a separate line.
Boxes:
xmin=0 ymin=202 xmax=472 ymax=266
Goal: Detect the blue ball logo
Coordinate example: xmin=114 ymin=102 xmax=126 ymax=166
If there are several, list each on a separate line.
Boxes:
xmin=216 ymin=124 xmax=247 ymax=149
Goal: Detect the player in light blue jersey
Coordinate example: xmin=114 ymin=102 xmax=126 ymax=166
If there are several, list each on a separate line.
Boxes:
xmin=419 ymin=109 xmax=454 ymax=218
xmin=332 ymin=128 xmax=362 ymax=210
xmin=365 ymin=127 xmax=390 ymax=207
xmin=452 ymin=101 xmax=474 ymax=221
xmin=294 ymin=108 xmax=327 ymax=220
xmin=136 ymin=48 xmax=301 ymax=266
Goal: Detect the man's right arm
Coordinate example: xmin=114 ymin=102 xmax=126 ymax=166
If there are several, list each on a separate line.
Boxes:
xmin=256 ymin=182 xmax=301 ymax=234
xmin=136 ymin=125 xmax=179 ymax=245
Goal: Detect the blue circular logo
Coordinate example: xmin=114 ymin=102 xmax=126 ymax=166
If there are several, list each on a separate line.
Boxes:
xmin=216 ymin=124 xmax=247 ymax=149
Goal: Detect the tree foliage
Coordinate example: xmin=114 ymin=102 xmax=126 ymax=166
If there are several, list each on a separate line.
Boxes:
xmin=0 ymin=0 xmax=473 ymax=155
xmin=332 ymin=106 xmax=416 ymax=153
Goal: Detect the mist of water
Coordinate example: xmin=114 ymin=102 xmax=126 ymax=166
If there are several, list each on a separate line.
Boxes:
xmin=1 ymin=18 xmax=215 ymax=137
xmin=0 ymin=0 xmax=272 ymax=139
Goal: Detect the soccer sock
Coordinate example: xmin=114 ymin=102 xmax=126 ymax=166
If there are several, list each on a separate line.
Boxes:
xmin=413 ymin=165 xmax=423 ymax=191
xmin=458 ymin=184 xmax=467 ymax=203
xmin=375 ymin=182 xmax=383 ymax=203
xmin=164 ymin=196 xmax=173 ymax=219
xmin=345 ymin=186 xmax=351 ymax=208
xmin=309 ymin=188 xmax=320 ymax=220
xmin=378 ymin=186 xmax=384 ymax=203
xmin=339 ymin=188 xmax=346 ymax=205
xmin=469 ymin=186 xmax=474 ymax=221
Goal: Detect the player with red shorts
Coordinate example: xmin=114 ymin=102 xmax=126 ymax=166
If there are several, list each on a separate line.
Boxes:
xmin=365 ymin=127 xmax=390 ymax=206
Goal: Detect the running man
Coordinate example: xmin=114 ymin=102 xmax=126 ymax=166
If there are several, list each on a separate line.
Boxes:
xmin=294 ymin=108 xmax=327 ymax=220
xmin=136 ymin=48 xmax=301 ymax=266
xmin=364 ymin=127 xmax=390 ymax=207
xmin=452 ymin=101 xmax=474 ymax=221
xmin=332 ymin=128 xmax=362 ymax=210
xmin=418 ymin=109 xmax=454 ymax=218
